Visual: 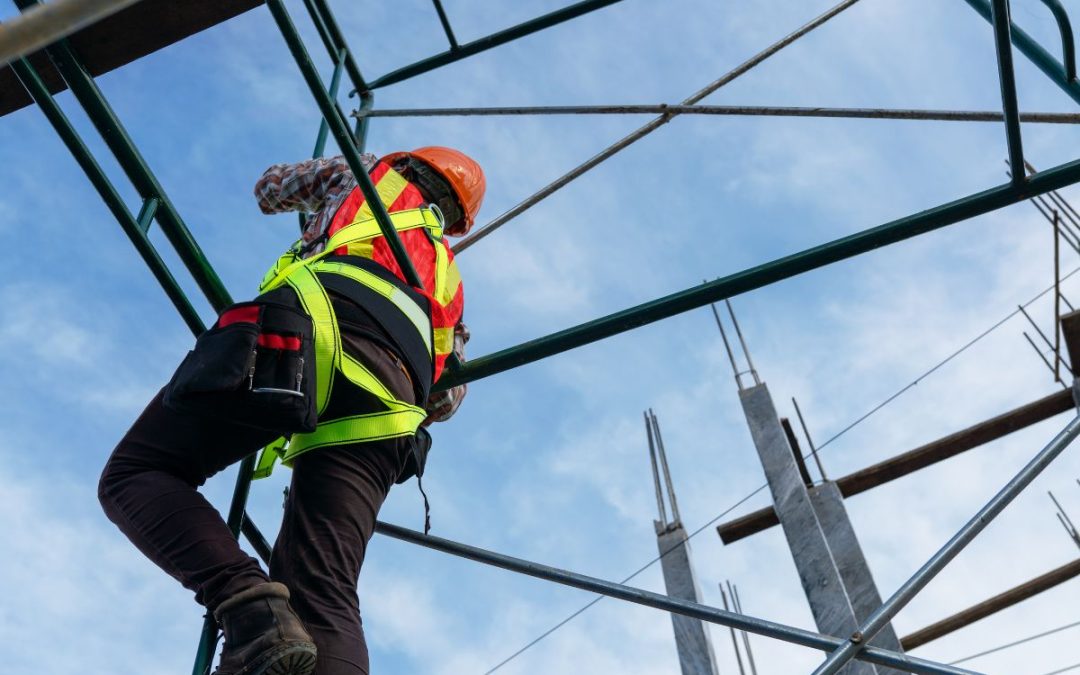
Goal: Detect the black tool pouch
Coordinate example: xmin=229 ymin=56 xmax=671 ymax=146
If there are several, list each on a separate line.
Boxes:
xmin=163 ymin=301 xmax=317 ymax=434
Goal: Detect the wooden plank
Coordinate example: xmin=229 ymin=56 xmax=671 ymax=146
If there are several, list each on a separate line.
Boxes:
xmin=1 ymin=0 xmax=263 ymax=117
xmin=782 ymin=417 xmax=814 ymax=487
xmin=1060 ymin=309 xmax=1080 ymax=375
xmin=718 ymin=389 xmax=1074 ymax=544
xmin=900 ymin=558 xmax=1080 ymax=650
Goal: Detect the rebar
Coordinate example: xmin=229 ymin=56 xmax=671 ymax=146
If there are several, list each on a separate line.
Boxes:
xmin=719 ymin=585 xmax=748 ymax=675
xmin=793 ymin=397 xmax=828 ymax=481
xmin=732 ymin=584 xmax=760 ymax=675
xmin=1024 ymin=331 xmax=1059 ymax=378
xmin=726 ymin=300 xmax=761 ymax=386
xmin=1028 ymin=194 xmax=1080 ymax=253
xmin=645 ymin=411 xmax=668 ymax=525
xmin=651 ymin=411 xmax=681 ymax=524
xmin=711 ymin=300 xmax=745 ymax=389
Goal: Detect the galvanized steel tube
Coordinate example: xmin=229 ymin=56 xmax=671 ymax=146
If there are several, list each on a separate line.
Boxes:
xmin=0 ymin=0 xmax=142 ymax=67
xmin=990 ymin=0 xmax=1026 ymax=185
xmin=373 ymin=521 xmax=978 ymax=675
xmin=961 ymin=0 xmax=1080 ymax=104
xmin=811 ymin=416 xmax=1080 ymax=675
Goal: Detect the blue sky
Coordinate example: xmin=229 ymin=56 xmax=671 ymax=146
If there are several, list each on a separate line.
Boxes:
xmin=4 ymin=0 xmax=1080 ymax=673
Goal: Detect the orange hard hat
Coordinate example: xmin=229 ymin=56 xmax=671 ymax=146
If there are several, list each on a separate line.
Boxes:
xmin=381 ymin=146 xmax=486 ymax=236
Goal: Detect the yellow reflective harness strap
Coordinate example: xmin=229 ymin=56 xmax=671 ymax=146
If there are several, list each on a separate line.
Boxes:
xmin=284 ymin=266 xmax=340 ymax=415
xmin=253 ymin=436 xmax=289 ymax=480
xmin=258 ymin=209 xmax=443 ymax=294
xmin=325 ymin=208 xmax=443 ymax=255
xmin=311 ymin=260 xmax=434 ymax=358
xmin=283 ymin=353 xmax=426 ymax=460
xmin=252 ymin=218 xmax=436 ymax=478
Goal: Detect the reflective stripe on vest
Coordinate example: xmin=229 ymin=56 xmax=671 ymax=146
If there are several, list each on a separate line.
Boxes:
xmin=259 ymin=207 xmax=443 ymax=294
xmin=252 ymin=210 xmax=439 ymax=479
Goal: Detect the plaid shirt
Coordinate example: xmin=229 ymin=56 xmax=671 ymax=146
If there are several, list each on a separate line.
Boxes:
xmin=254 ymin=155 xmax=468 ymax=425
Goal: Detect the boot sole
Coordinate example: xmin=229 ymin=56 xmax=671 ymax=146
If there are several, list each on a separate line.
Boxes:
xmin=228 ymin=643 xmax=317 ymax=675
xmin=261 ymin=646 xmax=316 ymax=675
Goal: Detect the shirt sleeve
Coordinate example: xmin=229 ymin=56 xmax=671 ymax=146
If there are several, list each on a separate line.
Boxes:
xmin=253 ymin=155 xmax=358 ymax=215
xmin=422 ymin=322 xmax=470 ymax=426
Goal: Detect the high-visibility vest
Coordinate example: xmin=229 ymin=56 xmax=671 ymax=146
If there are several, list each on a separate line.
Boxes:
xmin=326 ymin=161 xmax=463 ymax=381
xmin=252 ymin=206 xmax=448 ymax=478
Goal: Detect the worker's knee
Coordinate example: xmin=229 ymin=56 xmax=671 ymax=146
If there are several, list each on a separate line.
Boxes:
xmin=97 ymin=449 xmax=127 ymax=519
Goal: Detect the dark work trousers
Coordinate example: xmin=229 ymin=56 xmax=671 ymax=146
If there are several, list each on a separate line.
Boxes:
xmin=98 ymin=317 xmax=418 ymax=675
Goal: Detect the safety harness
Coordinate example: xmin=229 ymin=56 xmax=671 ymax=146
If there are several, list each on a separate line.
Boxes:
xmin=253 ymin=207 xmax=446 ymax=479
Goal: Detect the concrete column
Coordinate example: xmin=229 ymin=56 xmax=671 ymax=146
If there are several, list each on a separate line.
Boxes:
xmin=740 ymin=383 xmax=902 ymax=674
xmin=657 ymin=524 xmax=722 ymax=675
xmin=648 ymin=410 xmax=722 ymax=675
xmin=808 ymin=481 xmax=904 ymax=662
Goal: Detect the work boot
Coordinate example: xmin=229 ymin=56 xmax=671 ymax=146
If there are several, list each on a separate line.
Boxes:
xmin=212 ymin=582 xmax=317 ymax=675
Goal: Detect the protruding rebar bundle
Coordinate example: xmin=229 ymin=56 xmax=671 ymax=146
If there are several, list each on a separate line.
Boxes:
xmin=719 ymin=584 xmax=748 ymax=675
xmin=793 ymin=396 xmax=828 ymax=481
xmin=710 ymin=299 xmax=760 ymax=390
xmin=647 ymin=409 xmax=681 ymax=529
xmin=1050 ymin=489 xmax=1080 ymax=549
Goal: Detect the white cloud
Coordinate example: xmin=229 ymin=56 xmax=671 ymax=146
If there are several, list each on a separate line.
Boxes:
xmin=0 ymin=458 xmax=197 ymax=675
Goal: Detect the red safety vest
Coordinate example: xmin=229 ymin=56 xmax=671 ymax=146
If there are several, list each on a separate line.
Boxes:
xmin=326 ymin=161 xmax=463 ymax=381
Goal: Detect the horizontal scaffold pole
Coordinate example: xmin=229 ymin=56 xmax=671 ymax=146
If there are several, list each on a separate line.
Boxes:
xmin=357 ymin=103 xmax=1080 ymax=124
xmin=961 ymin=0 xmax=1080 ymax=106
xmin=370 ymin=521 xmax=977 ymax=675
xmin=436 ymin=155 xmax=1080 ymax=391
xmin=717 ymin=389 xmax=1075 ymax=543
xmin=366 ymin=0 xmax=629 ymax=90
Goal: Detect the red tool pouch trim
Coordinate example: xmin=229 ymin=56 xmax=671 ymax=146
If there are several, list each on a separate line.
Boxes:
xmin=217 ymin=305 xmax=261 ymax=327
xmin=258 ymin=334 xmax=302 ymax=351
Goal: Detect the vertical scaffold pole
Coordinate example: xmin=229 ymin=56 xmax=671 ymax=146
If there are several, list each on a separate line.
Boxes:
xmin=990 ymin=0 xmax=1025 ymax=185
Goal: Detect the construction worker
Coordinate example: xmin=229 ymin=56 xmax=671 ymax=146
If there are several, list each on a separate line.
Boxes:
xmin=97 ymin=147 xmax=484 ymax=675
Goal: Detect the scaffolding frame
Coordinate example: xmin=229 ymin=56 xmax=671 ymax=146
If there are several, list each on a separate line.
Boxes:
xmin=8 ymin=0 xmax=1080 ymax=672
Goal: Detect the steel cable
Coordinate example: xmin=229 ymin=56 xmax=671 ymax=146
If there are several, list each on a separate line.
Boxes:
xmin=947 ymin=617 xmax=1080 ymax=665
